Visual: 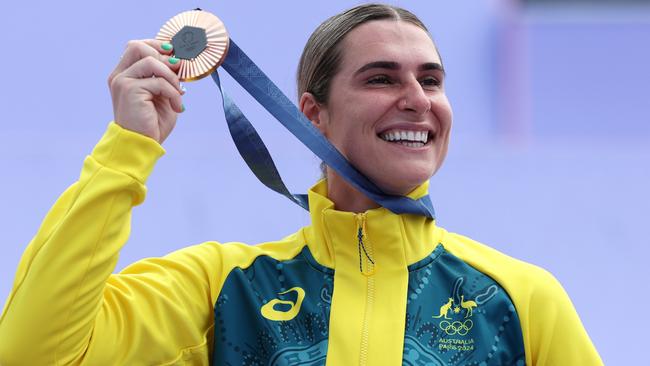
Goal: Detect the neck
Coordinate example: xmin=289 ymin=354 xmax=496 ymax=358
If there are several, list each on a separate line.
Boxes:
xmin=325 ymin=168 xmax=380 ymax=213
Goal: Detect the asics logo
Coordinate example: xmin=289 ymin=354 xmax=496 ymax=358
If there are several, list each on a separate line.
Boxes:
xmin=261 ymin=287 xmax=305 ymax=321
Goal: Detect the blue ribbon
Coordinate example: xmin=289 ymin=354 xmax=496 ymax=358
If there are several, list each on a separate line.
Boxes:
xmin=211 ymin=39 xmax=436 ymax=219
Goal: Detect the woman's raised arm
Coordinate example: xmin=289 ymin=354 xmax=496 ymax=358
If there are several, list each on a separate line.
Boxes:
xmin=0 ymin=40 xmax=221 ymax=365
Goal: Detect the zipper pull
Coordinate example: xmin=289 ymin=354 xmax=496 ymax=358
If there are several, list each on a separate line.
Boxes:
xmin=356 ymin=213 xmax=375 ymax=276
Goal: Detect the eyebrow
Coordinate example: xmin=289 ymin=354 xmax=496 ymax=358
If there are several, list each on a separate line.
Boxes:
xmin=354 ymin=61 xmax=445 ymax=76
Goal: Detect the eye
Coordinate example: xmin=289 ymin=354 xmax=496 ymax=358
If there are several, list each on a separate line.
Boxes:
xmin=420 ymin=76 xmax=441 ymax=89
xmin=366 ymin=75 xmax=393 ymax=85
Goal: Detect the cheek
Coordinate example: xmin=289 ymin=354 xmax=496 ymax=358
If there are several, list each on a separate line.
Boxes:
xmin=332 ymin=126 xmax=364 ymax=156
xmin=326 ymin=101 xmax=373 ymax=145
xmin=435 ymin=95 xmax=453 ymax=129
xmin=326 ymin=124 xmax=372 ymax=167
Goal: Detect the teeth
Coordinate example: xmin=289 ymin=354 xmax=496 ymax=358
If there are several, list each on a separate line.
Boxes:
xmin=380 ymin=130 xmax=429 ymax=143
xmin=396 ymin=141 xmax=425 ymax=147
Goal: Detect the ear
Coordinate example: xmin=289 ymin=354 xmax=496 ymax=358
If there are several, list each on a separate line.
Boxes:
xmin=299 ymin=92 xmax=328 ymax=136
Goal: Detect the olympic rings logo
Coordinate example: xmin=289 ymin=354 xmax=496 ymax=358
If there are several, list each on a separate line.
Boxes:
xmin=439 ymin=319 xmax=473 ymax=335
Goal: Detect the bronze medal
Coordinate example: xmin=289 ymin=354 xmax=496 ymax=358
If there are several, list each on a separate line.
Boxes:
xmin=156 ymin=9 xmax=229 ymax=82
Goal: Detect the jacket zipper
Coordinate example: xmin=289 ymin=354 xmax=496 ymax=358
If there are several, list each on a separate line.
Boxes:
xmin=356 ymin=213 xmax=375 ymax=365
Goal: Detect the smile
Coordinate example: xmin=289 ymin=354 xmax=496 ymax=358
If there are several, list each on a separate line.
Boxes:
xmin=379 ymin=129 xmax=431 ymax=147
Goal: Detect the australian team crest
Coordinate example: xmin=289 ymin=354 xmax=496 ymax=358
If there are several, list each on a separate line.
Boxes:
xmin=432 ymin=294 xmax=478 ymax=336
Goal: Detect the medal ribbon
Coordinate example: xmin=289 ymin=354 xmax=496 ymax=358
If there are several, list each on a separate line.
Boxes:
xmin=211 ymin=39 xmax=436 ymax=219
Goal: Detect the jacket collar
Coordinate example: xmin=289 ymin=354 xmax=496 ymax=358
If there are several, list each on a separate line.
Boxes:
xmin=303 ymin=179 xmax=442 ymax=271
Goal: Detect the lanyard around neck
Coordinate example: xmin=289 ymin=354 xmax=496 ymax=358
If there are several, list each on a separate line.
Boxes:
xmin=211 ymin=39 xmax=436 ymax=219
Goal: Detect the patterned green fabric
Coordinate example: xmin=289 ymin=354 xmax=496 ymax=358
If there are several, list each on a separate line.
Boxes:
xmin=213 ymin=247 xmax=332 ymax=365
xmin=404 ymin=245 xmax=525 ymax=365
xmin=212 ymin=244 xmax=525 ymax=365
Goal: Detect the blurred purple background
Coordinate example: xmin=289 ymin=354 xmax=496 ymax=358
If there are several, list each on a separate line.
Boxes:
xmin=1 ymin=1 xmax=648 ymax=363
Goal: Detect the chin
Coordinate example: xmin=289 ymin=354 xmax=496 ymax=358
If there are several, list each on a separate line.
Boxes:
xmin=372 ymin=167 xmax=433 ymax=196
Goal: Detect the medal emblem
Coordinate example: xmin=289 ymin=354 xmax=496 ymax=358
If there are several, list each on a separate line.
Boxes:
xmin=156 ymin=9 xmax=229 ymax=81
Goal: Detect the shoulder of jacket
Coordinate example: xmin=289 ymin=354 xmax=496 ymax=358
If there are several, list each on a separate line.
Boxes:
xmin=204 ymin=230 xmax=306 ymax=270
xmin=439 ymin=230 xmax=602 ymax=364
xmin=441 ymin=230 xmax=562 ymax=295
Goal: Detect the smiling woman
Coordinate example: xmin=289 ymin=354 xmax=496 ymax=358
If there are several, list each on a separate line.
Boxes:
xmin=300 ymin=18 xmax=452 ymax=211
xmin=0 ymin=3 xmax=603 ymax=366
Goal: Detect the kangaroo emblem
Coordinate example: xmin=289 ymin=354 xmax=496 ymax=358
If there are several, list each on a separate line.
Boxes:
xmin=460 ymin=295 xmax=478 ymax=318
xmin=432 ymin=298 xmax=454 ymax=319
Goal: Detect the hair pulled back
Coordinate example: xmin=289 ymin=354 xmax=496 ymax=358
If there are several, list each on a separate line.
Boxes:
xmin=297 ymin=3 xmax=431 ymax=105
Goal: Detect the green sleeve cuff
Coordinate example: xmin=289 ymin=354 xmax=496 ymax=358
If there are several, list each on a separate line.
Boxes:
xmin=90 ymin=122 xmax=166 ymax=183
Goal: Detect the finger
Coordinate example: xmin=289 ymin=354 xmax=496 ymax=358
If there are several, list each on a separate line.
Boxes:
xmin=137 ymin=78 xmax=184 ymax=113
xmin=109 ymin=39 xmax=180 ymax=86
xmin=141 ymin=39 xmax=174 ymax=55
xmin=122 ymin=55 xmax=183 ymax=94
xmin=139 ymin=39 xmax=180 ymax=72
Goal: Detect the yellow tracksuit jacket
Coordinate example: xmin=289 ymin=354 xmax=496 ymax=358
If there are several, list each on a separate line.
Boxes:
xmin=0 ymin=122 xmax=603 ymax=365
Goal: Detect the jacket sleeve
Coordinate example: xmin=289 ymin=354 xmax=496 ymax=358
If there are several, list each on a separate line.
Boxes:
xmin=442 ymin=232 xmax=603 ymax=366
xmin=0 ymin=122 xmax=223 ymax=365
xmin=525 ymin=269 xmax=603 ymax=366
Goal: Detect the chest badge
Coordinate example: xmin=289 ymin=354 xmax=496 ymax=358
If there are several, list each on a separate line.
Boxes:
xmin=433 ymin=294 xmax=478 ymax=336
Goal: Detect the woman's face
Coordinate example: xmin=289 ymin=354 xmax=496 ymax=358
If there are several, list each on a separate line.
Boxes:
xmin=311 ymin=20 xmax=452 ymax=195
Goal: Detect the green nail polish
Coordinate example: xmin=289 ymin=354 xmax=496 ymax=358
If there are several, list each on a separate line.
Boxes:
xmin=169 ymin=57 xmax=180 ymax=65
xmin=161 ymin=43 xmax=173 ymax=51
xmin=181 ymin=104 xmax=186 ymax=112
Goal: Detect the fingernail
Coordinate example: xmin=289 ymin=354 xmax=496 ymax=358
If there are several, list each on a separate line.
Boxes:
xmin=161 ymin=43 xmax=173 ymax=51
xmin=181 ymin=104 xmax=186 ymax=112
xmin=180 ymin=83 xmax=187 ymax=93
xmin=169 ymin=57 xmax=180 ymax=65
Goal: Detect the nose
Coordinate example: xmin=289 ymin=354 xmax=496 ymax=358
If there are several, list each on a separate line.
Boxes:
xmin=398 ymin=78 xmax=431 ymax=115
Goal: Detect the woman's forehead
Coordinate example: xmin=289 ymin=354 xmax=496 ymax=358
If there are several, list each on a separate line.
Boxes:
xmin=339 ymin=20 xmax=440 ymax=69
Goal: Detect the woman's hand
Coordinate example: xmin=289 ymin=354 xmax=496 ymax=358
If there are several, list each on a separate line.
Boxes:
xmin=108 ymin=39 xmax=185 ymax=144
